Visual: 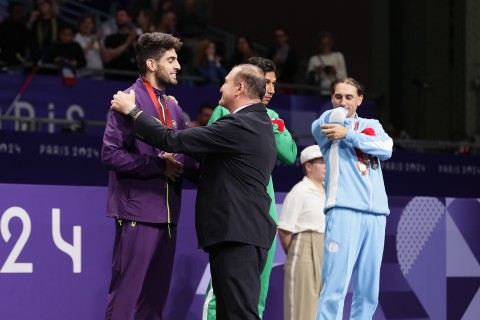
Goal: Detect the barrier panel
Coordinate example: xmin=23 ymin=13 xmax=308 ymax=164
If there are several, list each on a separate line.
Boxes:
xmin=1 ymin=130 xmax=480 ymax=197
xmin=0 ymin=184 xmax=478 ymax=319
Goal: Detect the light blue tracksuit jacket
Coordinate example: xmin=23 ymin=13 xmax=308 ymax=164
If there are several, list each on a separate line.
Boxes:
xmin=312 ymin=109 xmax=393 ymax=215
xmin=312 ymin=109 xmax=394 ymax=320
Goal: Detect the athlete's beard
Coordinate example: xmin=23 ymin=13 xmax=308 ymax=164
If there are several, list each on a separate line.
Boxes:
xmin=155 ymin=64 xmax=177 ymax=87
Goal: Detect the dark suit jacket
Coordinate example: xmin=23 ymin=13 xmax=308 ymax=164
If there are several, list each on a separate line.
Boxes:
xmin=131 ymin=103 xmax=277 ymax=250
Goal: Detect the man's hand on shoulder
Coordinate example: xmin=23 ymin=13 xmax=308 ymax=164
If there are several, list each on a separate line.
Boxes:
xmin=111 ymin=89 xmax=136 ymax=115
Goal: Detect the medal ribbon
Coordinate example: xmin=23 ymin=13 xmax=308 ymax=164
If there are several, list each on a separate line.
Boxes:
xmin=144 ymin=78 xmax=174 ymax=238
xmin=353 ymin=121 xmax=366 ymax=162
xmin=143 ymin=79 xmax=173 ymax=129
xmin=353 ymin=121 xmax=369 ymax=175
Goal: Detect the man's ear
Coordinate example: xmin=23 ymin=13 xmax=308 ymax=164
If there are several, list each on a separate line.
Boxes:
xmin=305 ymin=162 xmax=312 ymax=173
xmin=146 ymin=59 xmax=156 ymax=71
xmin=235 ymin=82 xmax=244 ymax=96
xmin=357 ymin=95 xmax=364 ymax=106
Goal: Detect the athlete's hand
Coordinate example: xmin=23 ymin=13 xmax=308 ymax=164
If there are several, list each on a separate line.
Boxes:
xmin=161 ymin=153 xmax=183 ymax=181
xmin=321 ymin=124 xmax=347 ymax=140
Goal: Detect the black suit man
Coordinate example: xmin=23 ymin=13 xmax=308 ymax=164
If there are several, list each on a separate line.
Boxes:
xmin=111 ymin=64 xmax=277 ymax=320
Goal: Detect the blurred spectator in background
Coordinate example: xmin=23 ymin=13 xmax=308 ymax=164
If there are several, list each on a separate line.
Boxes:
xmin=28 ymin=0 xmax=62 ymax=63
xmin=131 ymin=0 xmax=175 ymax=20
xmin=100 ymin=15 xmax=117 ymax=41
xmin=158 ymin=0 xmax=175 ymax=12
xmin=135 ymin=8 xmax=156 ymax=35
xmin=43 ymin=24 xmax=86 ymax=70
xmin=157 ymin=9 xmax=191 ymax=85
xmin=99 ymin=1 xmax=132 ymax=40
xmin=193 ymin=39 xmax=227 ymax=87
xmin=74 ymin=13 xmax=105 ymax=77
xmin=174 ymin=0 xmax=212 ymax=70
xmin=227 ymin=35 xmax=258 ymax=68
xmin=188 ymin=102 xmax=215 ymax=127
xmin=267 ymin=28 xmax=298 ymax=85
xmin=156 ymin=10 xmax=179 ymax=37
xmin=103 ymin=7 xmax=137 ymax=80
xmin=156 ymin=0 xmax=175 ymax=14
xmin=0 ymin=1 xmax=30 ymax=67
xmin=306 ymin=31 xmax=347 ymax=96
xmin=175 ymin=0 xmax=212 ymax=40
xmin=43 ymin=23 xmax=86 ymax=84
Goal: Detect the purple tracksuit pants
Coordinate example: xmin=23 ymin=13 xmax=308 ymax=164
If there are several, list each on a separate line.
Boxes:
xmin=105 ymin=221 xmax=177 ymax=320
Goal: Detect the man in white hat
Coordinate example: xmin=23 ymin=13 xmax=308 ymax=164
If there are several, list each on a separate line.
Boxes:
xmin=278 ymin=144 xmax=326 ymax=320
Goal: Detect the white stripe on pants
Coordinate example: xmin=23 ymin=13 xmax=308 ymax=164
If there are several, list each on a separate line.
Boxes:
xmin=284 ymin=231 xmax=324 ymax=320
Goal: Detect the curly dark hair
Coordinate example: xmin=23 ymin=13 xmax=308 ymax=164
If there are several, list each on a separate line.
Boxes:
xmin=135 ymin=32 xmax=183 ymax=75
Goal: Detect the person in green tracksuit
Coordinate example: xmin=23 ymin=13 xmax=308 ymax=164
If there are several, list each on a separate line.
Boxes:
xmin=203 ymin=57 xmax=297 ymax=319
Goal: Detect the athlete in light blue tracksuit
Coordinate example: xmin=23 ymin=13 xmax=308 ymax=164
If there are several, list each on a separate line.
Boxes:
xmin=311 ymin=77 xmax=393 ymax=320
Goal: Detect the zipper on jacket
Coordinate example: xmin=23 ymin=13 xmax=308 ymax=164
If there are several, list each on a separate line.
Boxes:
xmin=367 ymin=171 xmax=373 ymax=211
xmin=165 ymin=179 xmax=171 ymax=238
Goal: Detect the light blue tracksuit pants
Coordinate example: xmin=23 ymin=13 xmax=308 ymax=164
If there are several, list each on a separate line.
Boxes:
xmin=317 ymin=208 xmax=386 ymax=320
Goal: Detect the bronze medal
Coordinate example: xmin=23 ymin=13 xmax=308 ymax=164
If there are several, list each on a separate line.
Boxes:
xmin=356 ymin=160 xmax=369 ymax=175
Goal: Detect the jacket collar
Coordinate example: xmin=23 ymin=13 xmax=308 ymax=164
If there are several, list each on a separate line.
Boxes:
xmin=136 ymin=76 xmax=166 ymax=96
xmin=235 ymin=102 xmax=266 ymax=114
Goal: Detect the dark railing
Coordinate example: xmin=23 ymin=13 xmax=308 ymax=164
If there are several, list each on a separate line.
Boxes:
xmin=1 ymin=113 xmax=478 ymax=155
xmin=59 ymin=0 xmax=113 ymax=26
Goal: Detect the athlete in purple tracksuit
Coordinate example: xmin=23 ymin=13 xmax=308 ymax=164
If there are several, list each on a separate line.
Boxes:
xmin=102 ymin=33 xmax=189 ymax=320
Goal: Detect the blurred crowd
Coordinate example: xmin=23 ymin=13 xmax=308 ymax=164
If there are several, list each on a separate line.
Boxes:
xmin=0 ymin=0 xmax=349 ymax=95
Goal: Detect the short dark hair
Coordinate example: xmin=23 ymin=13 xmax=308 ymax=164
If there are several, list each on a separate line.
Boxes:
xmin=78 ymin=13 xmax=96 ymax=30
xmin=232 ymin=64 xmax=266 ymax=100
xmin=59 ymin=24 xmax=76 ymax=34
xmin=245 ymin=57 xmax=276 ymax=74
xmin=115 ymin=6 xmax=130 ymax=16
xmin=198 ymin=102 xmax=215 ymax=114
xmin=331 ymin=77 xmax=364 ymax=96
xmin=135 ymin=32 xmax=183 ymax=75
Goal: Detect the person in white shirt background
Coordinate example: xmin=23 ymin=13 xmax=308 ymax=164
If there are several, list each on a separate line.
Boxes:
xmin=306 ymin=31 xmax=347 ymax=96
xmin=74 ymin=13 xmax=106 ymax=77
xmin=278 ymin=144 xmax=326 ymax=320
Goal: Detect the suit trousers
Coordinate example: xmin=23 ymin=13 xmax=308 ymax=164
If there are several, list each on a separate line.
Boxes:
xmin=208 ymin=241 xmax=268 ymax=320
xmin=202 ymin=236 xmax=277 ymax=320
xmin=284 ymin=231 xmax=324 ymax=320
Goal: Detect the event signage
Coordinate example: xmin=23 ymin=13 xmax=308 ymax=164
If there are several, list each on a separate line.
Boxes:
xmin=1 ymin=184 xmax=478 ymax=319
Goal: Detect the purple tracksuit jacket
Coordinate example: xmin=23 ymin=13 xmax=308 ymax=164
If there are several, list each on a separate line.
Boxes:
xmin=102 ymin=76 xmax=188 ymax=224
